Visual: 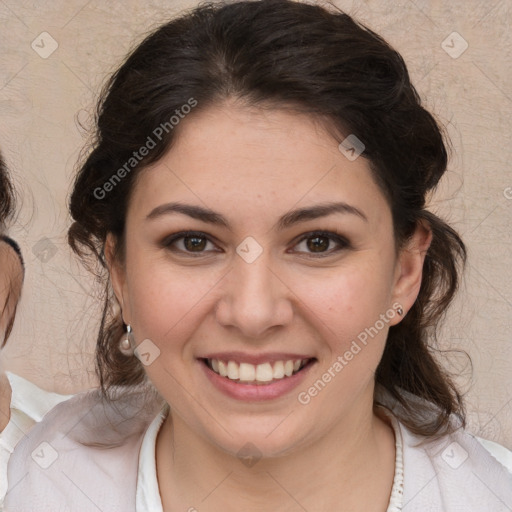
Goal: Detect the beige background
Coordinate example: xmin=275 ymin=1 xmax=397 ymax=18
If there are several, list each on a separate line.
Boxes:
xmin=0 ymin=0 xmax=511 ymax=447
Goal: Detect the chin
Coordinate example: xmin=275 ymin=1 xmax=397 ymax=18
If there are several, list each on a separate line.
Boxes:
xmin=206 ymin=422 xmax=306 ymax=462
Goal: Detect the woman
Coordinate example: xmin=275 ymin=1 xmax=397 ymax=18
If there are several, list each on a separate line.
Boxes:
xmin=0 ymin=153 xmax=25 ymax=506
xmin=5 ymin=1 xmax=512 ymax=510
xmin=0 ymin=153 xmax=70 ymax=510
xmin=0 ymin=235 xmax=24 ymax=426
xmin=0 ymin=152 xmax=22 ymax=434
xmin=0 ymin=152 xmax=25 ymax=435
xmin=0 ymin=207 xmax=23 ymax=361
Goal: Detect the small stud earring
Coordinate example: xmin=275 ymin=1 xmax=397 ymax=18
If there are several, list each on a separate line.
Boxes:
xmin=396 ymin=307 xmax=404 ymax=316
xmin=119 ymin=325 xmax=134 ymax=356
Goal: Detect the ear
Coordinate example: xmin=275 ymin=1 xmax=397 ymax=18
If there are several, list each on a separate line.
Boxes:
xmin=105 ymin=233 xmax=132 ymax=325
xmin=388 ymin=220 xmax=432 ymax=326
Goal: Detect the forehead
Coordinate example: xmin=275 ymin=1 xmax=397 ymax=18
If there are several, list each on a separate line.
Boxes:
xmin=130 ymin=104 xmax=390 ymax=227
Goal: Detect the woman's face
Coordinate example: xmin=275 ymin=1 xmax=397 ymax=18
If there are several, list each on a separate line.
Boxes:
xmin=110 ymin=103 xmax=428 ymax=458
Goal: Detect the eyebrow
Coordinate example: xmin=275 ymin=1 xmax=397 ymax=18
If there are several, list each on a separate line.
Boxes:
xmin=146 ymin=201 xmax=368 ymax=229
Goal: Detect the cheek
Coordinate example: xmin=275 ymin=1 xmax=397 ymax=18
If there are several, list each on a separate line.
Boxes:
xmin=294 ymin=264 xmax=391 ymax=340
xmin=124 ymin=256 xmax=219 ymax=351
xmin=294 ymin=267 xmax=394 ymax=401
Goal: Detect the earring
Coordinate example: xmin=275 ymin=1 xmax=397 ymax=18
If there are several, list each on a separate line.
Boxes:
xmin=119 ymin=325 xmax=134 ymax=356
xmin=396 ymin=307 xmax=404 ymax=316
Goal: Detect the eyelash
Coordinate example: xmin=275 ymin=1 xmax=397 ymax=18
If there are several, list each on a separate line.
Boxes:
xmin=161 ymin=230 xmax=350 ymax=258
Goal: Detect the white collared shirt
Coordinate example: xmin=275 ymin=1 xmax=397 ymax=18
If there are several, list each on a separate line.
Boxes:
xmin=3 ymin=380 xmax=512 ymax=511
xmin=0 ymin=372 xmax=72 ymax=509
xmin=135 ymin=404 xmax=512 ymax=512
xmin=135 ymin=404 xmax=408 ymax=511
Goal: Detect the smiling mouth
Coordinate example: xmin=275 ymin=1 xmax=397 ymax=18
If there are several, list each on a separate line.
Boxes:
xmin=201 ymin=357 xmax=316 ymax=385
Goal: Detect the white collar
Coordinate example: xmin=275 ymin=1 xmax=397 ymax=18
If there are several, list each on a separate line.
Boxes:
xmin=6 ymin=371 xmax=73 ymax=422
xmin=135 ymin=404 xmax=405 ymax=512
xmin=136 ymin=404 xmax=168 ymax=512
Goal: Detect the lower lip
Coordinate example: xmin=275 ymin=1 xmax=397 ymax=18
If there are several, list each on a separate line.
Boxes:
xmin=199 ymin=359 xmax=315 ymax=402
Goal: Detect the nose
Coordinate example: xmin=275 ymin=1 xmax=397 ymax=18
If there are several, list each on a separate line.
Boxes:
xmin=215 ymin=251 xmax=294 ymax=339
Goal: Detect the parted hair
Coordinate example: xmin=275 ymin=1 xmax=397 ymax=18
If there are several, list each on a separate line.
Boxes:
xmin=69 ymin=0 xmax=467 ymax=436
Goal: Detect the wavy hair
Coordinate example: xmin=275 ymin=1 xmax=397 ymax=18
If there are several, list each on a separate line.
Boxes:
xmin=69 ymin=0 xmax=467 ymax=436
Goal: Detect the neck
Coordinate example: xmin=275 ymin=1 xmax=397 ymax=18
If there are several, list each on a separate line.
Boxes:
xmin=156 ymin=388 xmax=396 ymax=512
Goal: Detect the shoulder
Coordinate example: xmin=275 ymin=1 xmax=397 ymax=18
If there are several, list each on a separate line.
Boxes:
xmin=6 ymin=371 xmax=72 ymax=423
xmin=399 ymin=423 xmax=512 ymax=511
xmin=475 ymin=436 xmax=512 ymax=474
xmin=5 ymin=382 xmax=163 ymax=512
xmin=0 ymin=373 xmax=73 ymax=507
xmin=376 ymin=386 xmax=512 ymax=511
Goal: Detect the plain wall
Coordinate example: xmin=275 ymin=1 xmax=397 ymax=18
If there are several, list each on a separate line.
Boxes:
xmin=0 ymin=0 xmax=511 ymax=447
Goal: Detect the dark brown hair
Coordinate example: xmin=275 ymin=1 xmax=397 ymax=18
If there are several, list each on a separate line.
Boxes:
xmin=0 ymin=151 xmax=15 ymax=230
xmin=69 ymin=0 xmax=467 ymax=436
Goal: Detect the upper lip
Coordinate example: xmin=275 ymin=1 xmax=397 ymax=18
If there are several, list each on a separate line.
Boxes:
xmin=199 ymin=352 xmax=315 ymax=365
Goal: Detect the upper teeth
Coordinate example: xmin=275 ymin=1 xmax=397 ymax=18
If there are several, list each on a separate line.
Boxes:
xmin=209 ymin=358 xmax=307 ymax=383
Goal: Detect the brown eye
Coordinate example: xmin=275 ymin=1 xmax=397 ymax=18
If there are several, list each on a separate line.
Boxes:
xmin=306 ymin=235 xmax=330 ymax=252
xmin=292 ymin=231 xmax=349 ymax=257
xmin=162 ymin=231 xmax=219 ymax=255
xmin=183 ymin=236 xmax=207 ymax=251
